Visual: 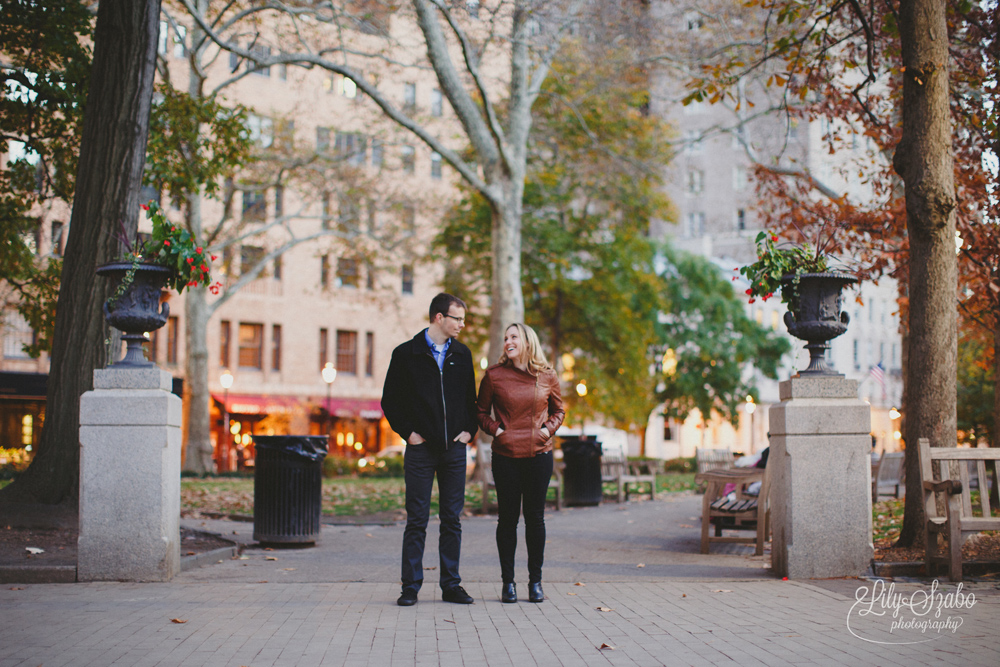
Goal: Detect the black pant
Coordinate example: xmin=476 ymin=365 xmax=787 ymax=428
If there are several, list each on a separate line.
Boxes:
xmin=492 ymin=450 xmax=553 ymax=584
xmin=401 ymin=442 xmax=467 ymax=593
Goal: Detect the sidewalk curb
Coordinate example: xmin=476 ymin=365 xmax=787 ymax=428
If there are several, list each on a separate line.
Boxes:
xmin=180 ymin=546 xmax=239 ymax=572
xmin=0 ymin=564 xmax=76 ymax=584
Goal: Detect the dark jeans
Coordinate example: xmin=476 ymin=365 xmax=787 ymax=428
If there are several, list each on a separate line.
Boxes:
xmin=401 ymin=442 xmax=467 ymax=593
xmin=492 ymin=450 xmax=553 ymax=584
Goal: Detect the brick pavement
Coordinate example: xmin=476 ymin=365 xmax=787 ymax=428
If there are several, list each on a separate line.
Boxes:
xmin=2 ymin=495 xmax=999 ymax=666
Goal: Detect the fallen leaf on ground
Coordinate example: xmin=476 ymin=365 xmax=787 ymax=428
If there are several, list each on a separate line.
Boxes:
xmin=9 ymin=587 xmax=25 ymax=591
xmin=679 ymin=524 xmax=694 ymax=528
xmin=637 ymin=563 xmax=645 ymax=568
xmin=239 ymin=556 xmax=250 ymax=560
xmin=170 ymin=619 xmax=187 ymax=624
xmin=258 ymin=580 xmax=268 ymax=583
xmin=567 ymin=592 xmax=577 ymax=596
xmin=283 ymin=568 xmax=296 ymax=571
xmin=688 ymin=517 xmax=698 ymax=521
xmin=682 ymin=594 xmax=687 ymax=598
xmin=711 ymin=589 xmax=733 ymax=593
xmin=443 ymin=619 xmax=456 ymax=624
xmin=598 ymin=643 xmax=615 ymax=650
xmin=186 ymin=551 xmax=195 ymax=556
xmin=574 ymin=582 xmax=586 ymax=586
xmin=596 ymin=607 xmax=613 ymax=612
xmin=365 ymin=533 xmax=373 ymax=537
xmin=264 ymin=547 xmax=274 ymax=551
xmin=25 ymin=547 xmax=44 ymax=554
xmin=266 ymin=556 xmax=278 ymax=561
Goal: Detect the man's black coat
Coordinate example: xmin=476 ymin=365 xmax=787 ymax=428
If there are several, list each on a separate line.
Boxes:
xmin=381 ymin=330 xmax=478 ymax=449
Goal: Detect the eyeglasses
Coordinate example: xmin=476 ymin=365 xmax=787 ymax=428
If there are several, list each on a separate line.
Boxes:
xmin=444 ymin=314 xmax=465 ymax=324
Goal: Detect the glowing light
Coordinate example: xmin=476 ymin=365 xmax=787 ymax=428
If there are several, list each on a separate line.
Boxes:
xmin=576 ymin=381 xmax=588 ymax=397
xmin=322 ymin=362 xmax=337 ymax=384
xmin=354 ymin=442 xmax=363 ymax=451
xmin=220 ymin=370 xmax=234 ymax=389
xmin=889 ymin=407 xmax=901 ymax=420
xmin=230 ymin=421 xmax=240 ymax=435
xmin=480 ymin=357 xmax=488 ymax=370
xmin=661 ymin=349 xmax=677 ymax=376
xmin=358 ymin=458 xmax=368 ymax=468
xmin=893 ymin=430 xmax=901 ymax=440
xmin=337 ymin=433 xmax=345 ymax=446
xmin=346 ymin=432 xmax=355 ymax=446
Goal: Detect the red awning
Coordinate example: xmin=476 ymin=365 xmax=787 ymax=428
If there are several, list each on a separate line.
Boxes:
xmin=212 ymin=393 xmax=304 ymax=416
xmin=211 ymin=394 xmax=383 ymax=420
xmin=323 ymin=398 xmax=384 ymax=420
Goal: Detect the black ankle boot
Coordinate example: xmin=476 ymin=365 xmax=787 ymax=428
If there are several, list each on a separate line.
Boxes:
xmin=501 ymin=582 xmax=517 ymax=603
xmin=528 ymin=582 xmax=543 ymax=603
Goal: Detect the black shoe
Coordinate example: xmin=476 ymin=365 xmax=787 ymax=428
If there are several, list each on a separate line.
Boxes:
xmin=501 ymin=582 xmax=517 ymax=603
xmin=442 ymin=586 xmax=474 ymax=604
xmin=397 ymin=590 xmax=418 ymax=606
xmin=528 ymin=582 xmax=544 ymax=603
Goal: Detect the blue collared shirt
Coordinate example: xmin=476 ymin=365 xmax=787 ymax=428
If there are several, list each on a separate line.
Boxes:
xmin=424 ymin=329 xmax=452 ymax=371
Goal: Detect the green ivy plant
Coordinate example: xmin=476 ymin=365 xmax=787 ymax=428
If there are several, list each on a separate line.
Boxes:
xmin=738 ymin=231 xmax=830 ymax=306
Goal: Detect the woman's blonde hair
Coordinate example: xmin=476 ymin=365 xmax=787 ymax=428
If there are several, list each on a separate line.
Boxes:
xmin=497 ymin=323 xmax=552 ymax=375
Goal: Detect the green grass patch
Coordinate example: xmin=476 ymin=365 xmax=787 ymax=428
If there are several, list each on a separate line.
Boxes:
xmin=0 ymin=479 xmax=11 ymax=490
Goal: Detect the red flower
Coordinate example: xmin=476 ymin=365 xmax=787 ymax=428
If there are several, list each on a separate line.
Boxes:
xmin=731 ymin=276 xmax=737 ymax=281
xmin=140 ymin=204 xmax=149 ymax=211
xmin=164 ymin=240 xmax=171 ymax=247
xmin=771 ymin=234 xmax=778 ymax=242
xmin=171 ymin=227 xmax=177 ymax=232
xmin=745 ymin=288 xmax=752 ymax=295
xmin=187 ymin=281 xmax=196 ymax=287
xmin=748 ymin=298 xmax=756 ymax=304
xmin=187 ymin=258 xmax=194 ymax=264
xmin=196 ymin=247 xmax=202 ymax=254
xmin=200 ymin=264 xmax=208 ymax=271
xmin=211 ymin=254 xmax=217 ymax=261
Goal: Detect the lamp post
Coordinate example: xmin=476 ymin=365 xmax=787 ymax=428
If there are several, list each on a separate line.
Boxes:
xmin=745 ymin=395 xmax=757 ymax=454
xmin=322 ymin=362 xmax=337 ymax=442
xmin=219 ymin=369 xmax=233 ymax=472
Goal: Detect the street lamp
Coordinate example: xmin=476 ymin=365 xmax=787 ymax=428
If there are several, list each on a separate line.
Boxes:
xmin=219 ymin=369 xmax=233 ymax=472
xmin=745 ymin=395 xmax=756 ymax=453
xmin=322 ymin=362 xmax=337 ymax=440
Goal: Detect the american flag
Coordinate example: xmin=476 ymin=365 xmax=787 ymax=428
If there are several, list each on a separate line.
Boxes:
xmin=869 ymin=362 xmax=885 ymax=393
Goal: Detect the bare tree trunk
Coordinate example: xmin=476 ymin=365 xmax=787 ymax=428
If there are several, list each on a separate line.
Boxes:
xmin=893 ymin=0 xmax=958 ymax=547
xmin=184 ymin=284 xmax=214 ymax=474
xmin=489 ymin=179 xmax=526 ymax=360
xmin=0 ymin=0 xmax=162 ymax=505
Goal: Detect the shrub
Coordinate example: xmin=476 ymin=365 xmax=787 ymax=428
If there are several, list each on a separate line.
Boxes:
xmin=663 ymin=457 xmax=696 ymax=473
xmin=323 ymin=455 xmax=357 ymax=478
xmin=358 ymin=455 xmax=404 ymax=478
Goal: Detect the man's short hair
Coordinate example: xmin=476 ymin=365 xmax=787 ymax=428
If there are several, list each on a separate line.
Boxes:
xmin=429 ymin=292 xmax=467 ymax=322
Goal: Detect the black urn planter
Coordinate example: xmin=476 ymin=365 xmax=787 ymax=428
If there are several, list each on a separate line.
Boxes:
xmin=780 ymin=272 xmax=858 ymax=376
xmin=97 ymin=262 xmax=172 ymax=367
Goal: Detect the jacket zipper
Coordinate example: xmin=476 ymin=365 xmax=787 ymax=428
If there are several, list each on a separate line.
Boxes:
xmin=440 ymin=350 xmax=449 ymax=450
xmin=532 ymin=374 xmax=539 ymax=456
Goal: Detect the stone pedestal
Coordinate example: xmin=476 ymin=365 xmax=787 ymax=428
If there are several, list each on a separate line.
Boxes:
xmin=768 ymin=376 xmax=873 ymax=578
xmin=78 ymin=367 xmax=181 ymax=581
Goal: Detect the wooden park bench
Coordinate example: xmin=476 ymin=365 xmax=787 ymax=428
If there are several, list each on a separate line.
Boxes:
xmin=872 ymin=451 xmax=906 ymax=502
xmin=917 ymin=438 xmax=1000 ymax=582
xmin=478 ymin=444 xmax=562 ymax=513
xmin=695 ymin=465 xmax=770 ymax=555
xmin=696 ymin=447 xmax=735 ymax=475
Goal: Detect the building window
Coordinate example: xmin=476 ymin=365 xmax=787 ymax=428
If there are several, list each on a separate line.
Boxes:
xmin=242 ymin=190 xmax=266 ymax=222
xmin=467 ymin=0 xmax=480 ymax=18
xmin=365 ymin=332 xmax=374 ymax=377
xmin=322 ymin=192 xmax=332 ymax=229
xmin=338 ymin=196 xmax=361 ymax=235
xmin=733 ymin=166 xmax=748 ymax=192
xmin=366 ymin=262 xmax=375 ymax=290
xmin=337 ymin=330 xmax=358 ymax=375
xmin=238 ymin=323 xmax=263 ymax=369
xmin=401 ymin=265 xmax=414 ymax=295
xmin=316 ymin=126 xmax=331 ymax=153
xmin=337 ymin=258 xmax=360 ymax=288
xmin=430 ymin=152 xmax=442 ymax=180
xmin=685 ymin=12 xmax=703 ymax=30
xmin=173 ymin=25 xmax=187 ymax=58
xmin=249 ymin=44 xmax=271 ymax=77
xmin=684 ymin=130 xmax=702 ymax=154
xmin=274 ymin=185 xmax=284 ymax=218
xmin=685 ymin=169 xmax=704 ymax=195
xmin=335 ymin=131 xmax=366 ymax=166
xmin=371 ymin=139 xmax=383 ymax=168
xmin=684 ymin=212 xmax=705 ymax=238
xmin=220 ymin=320 xmax=231 ymax=368
xmin=246 ymin=114 xmax=273 ymax=148
xmin=271 ymin=324 xmax=282 ymax=371
xmin=403 ymin=82 xmax=416 ymax=109
xmin=273 ymin=255 xmax=283 ymax=281
xmin=167 ymin=316 xmax=179 ymax=365
xmin=431 ymin=88 xmax=443 ymax=117
xmin=402 ymin=203 xmax=416 ymax=233
xmin=736 ymin=208 xmax=746 ymax=231
xmin=321 ymin=254 xmax=330 ymax=288
xmin=337 ymin=74 xmax=357 ymax=98
xmin=400 ymin=145 xmax=415 ymax=174
xmin=853 ymin=340 xmax=860 ymax=370
xmin=158 ymin=20 xmax=169 ymax=55
xmin=319 ymin=328 xmax=328 ymax=370
xmin=50 ymin=221 xmax=64 ymax=256
xmin=240 ymin=245 xmax=265 ymax=275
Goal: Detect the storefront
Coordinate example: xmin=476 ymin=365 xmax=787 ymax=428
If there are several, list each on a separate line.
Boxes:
xmin=311 ymin=397 xmax=386 ymax=458
xmin=0 ymin=372 xmax=46 ymax=467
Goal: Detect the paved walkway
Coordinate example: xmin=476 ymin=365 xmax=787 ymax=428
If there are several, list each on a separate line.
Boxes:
xmin=3 ymin=495 xmax=998 ymax=666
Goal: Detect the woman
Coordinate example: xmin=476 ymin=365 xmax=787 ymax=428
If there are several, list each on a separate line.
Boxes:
xmin=477 ymin=323 xmax=565 ymax=603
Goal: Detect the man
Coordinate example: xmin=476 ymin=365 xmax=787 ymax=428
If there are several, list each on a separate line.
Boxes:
xmin=382 ymin=293 xmax=478 ymax=606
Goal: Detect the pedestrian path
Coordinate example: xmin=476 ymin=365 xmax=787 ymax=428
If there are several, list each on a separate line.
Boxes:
xmin=2 ymin=495 xmax=998 ymax=666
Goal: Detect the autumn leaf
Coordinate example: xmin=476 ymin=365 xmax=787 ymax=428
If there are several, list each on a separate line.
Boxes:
xmin=574 ymin=582 xmax=586 ymax=587
xmin=636 ymin=563 xmax=645 ymax=568
xmin=596 ymin=606 xmax=614 ymax=612
xmin=170 ymin=618 xmax=187 ymax=624
xmin=711 ymin=589 xmax=733 ymax=593
xmin=598 ymin=643 xmax=615 ymax=650
xmin=25 ymin=547 xmax=44 ymax=554
xmin=266 ymin=556 xmax=278 ymax=561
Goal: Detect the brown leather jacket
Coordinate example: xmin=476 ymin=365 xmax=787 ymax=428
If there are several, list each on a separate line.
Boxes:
xmin=477 ymin=364 xmax=565 ymax=458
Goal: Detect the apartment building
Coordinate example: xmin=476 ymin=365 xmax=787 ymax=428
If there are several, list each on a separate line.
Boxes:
xmin=643 ymin=0 xmax=904 ymax=458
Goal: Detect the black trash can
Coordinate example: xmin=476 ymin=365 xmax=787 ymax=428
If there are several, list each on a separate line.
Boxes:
xmin=561 ymin=437 xmax=603 ymax=506
xmin=252 ymin=435 xmax=328 ymax=545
